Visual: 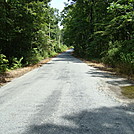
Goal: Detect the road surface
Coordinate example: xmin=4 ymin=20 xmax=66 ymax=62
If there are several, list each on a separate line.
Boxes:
xmin=0 ymin=49 xmax=134 ymax=134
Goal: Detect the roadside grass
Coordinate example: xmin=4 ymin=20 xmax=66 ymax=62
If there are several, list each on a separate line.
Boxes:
xmin=121 ymin=86 xmax=134 ymax=99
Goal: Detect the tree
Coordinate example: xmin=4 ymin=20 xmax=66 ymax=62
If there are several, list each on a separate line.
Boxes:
xmin=62 ymin=0 xmax=134 ymax=75
xmin=0 ymin=0 xmax=66 ymax=72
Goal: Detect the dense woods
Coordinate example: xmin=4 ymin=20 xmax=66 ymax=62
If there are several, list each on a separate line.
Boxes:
xmin=62 ymin=0 xmax=134 ymax=76
xmin=0 ymin=0 xmax=134 ymax=77
xmin=0 ymin=0 xmax=67 ymax=72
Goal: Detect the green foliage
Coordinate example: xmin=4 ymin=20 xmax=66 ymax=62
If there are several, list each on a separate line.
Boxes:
xmin=59 ymin=44 xmax=68 ymax=52
xmin=101 ymin=40 xmax=134 ymax=74
xmin=0 ymin=0 xmax=65 ymax=71
xmin=0 ymin=54 xmax=9 ymax=72
xmin=54 ymin=42 xmax=68 ymax=53
xmin=26 ymin=49 xmax=44 ymax=65
xmin=121 ymin=86 xmax=134 ymax=99
xmin=62 ymin=0 xmax=134 ymax=76
xmin=11 ymin=57 xmax=23 ymax=69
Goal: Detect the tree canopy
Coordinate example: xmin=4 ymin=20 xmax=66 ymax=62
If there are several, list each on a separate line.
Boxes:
xmin=62 ymin=0 xmax=134 ymax=75
xmin=0 ymin=0 xmax=133 ymax=76
xmin=0 ymin=0 xmax=67 ymax=72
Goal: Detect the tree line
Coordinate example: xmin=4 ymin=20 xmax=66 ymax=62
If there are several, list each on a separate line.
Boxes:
xmin=0 ymin=0 xmax=67 ymax=72
xmin=62 ymin=0 xmax=134 ymax=76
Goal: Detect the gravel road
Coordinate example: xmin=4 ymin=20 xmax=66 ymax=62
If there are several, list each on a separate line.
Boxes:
xmin=0 ymin=49 xmax=134 ymax=134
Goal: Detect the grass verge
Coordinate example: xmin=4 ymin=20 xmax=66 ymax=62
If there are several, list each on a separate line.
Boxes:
xmin=121 ymin=86 xmax=134 ymax=99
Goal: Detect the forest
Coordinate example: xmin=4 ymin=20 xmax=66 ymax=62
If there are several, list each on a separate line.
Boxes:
xmin=62 ymin=0 xmax=134 ymax=77
xmin=0 ymin=0 xmax=134 ymax=77
xmin=0 ymin=0 xmax=67 ymax=72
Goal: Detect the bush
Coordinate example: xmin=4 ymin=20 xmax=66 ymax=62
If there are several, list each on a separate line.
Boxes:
xmin=25 ymin=48 xmax=44 ymax=65
xmin=102 ymin=41 xmax=121 ymax=67
xmin=54 ymin=42 xmax=68 ymax=53
xmin=0 ymin=54 xmax=9 ymax=73
xmin=11 ymin=57 xmax=23 ymax=69
xmin=102 ymin=40 xmax=134 ymax=75
xmin=59 ymin=44 xmax=68 ymax=52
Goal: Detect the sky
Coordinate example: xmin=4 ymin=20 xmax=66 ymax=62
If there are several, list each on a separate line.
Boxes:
xmin=50 ymin=0 xmax=69 ymax=28
xmin=50 ymin=0 xmax=69 ymax=12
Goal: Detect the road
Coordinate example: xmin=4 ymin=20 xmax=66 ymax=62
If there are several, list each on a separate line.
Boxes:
xmin=0 ymin=49 xmax=134 ymax=134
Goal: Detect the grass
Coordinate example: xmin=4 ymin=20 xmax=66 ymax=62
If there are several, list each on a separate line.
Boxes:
xmin=121 ymin=86 xmax=134 ymax=99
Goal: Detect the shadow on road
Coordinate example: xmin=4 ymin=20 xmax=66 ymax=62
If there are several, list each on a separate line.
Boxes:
xmin=25 ymin=104 xmax=134 ymax=134
xmin=87 ymin=70 xmax=134 ymax=86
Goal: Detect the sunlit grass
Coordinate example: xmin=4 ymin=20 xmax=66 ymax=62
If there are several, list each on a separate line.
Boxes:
xmin=121 ymin=86 xmax=134 ymax=99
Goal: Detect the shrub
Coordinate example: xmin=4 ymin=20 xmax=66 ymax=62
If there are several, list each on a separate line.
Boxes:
xmin=0 ymin=54 xmax=9 ymax=72
xmin=11 ymin=57 xmax=23 ymax=69
xmin=102 ymin=40 xmax=134 ymax=75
